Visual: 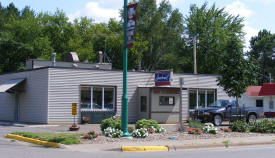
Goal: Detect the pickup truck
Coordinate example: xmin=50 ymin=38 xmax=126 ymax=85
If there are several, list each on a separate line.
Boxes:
xmin=192 ymin=100 xmax=264 ymax=126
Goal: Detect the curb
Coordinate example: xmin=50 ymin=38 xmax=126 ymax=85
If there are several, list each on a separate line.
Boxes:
xmin=121 ymin=146 xmax=169 ymax=152
xmin=5 ymin=134 xmax=60 ymax=148
xmin=168 ymin=141 xmax=275 ymax=151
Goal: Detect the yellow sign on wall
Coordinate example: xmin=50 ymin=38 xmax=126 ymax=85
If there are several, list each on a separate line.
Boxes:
xmin=72 ymin=103 xmax=77 ymax=115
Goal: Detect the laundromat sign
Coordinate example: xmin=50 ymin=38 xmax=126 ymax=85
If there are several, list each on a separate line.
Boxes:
xmin=155 ymin=71 xmax=171 ymax=86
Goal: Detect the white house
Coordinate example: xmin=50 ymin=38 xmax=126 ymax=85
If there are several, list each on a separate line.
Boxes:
xmin=239 ymin=83 xmax=275 ymax=117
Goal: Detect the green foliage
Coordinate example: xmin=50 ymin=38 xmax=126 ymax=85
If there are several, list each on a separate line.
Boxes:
xmin=135 ymin=119 xmax=160 ymax=129
xmin=100 ymin=118 xmax=121 ymax=132
xmin=185 ymin=3 xmax=245 ymax=74
xmin=0 ymin=1 xmax=248 ymax=75
xmin=222 ymin=140 xmax=230 ymax=148
xmin=128 ymin=126 xmax=134 ymax=133
xmin=247 ymin=29 xmax=275 ymax=85
xmin=202 ymin=123 xmax=217 ymax=134
xmin=230 ymin=120 xmax=250 ymax=133
xmin=132 ymin=128 xmax=149 ymax=138
xmin=188 ymin=120 xmax=204 ymax=129
xmin=188 ymin=128 xmax=202 ymax=135
xmin=230 ymin=119 xmax=275 ymax=134
xmin=12 ymin=132 xmax=81 ymax=145
xmin=103 ymin=127 xmax=122 ymax=138
xmin=249 ymin=119 xmax=275 ymax=133
xmin=217 ymin=35 xmax=259 ymax=106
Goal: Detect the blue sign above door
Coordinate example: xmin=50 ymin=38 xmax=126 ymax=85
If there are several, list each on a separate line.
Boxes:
xmin=155 ymin=72 xmax=171 ymax=86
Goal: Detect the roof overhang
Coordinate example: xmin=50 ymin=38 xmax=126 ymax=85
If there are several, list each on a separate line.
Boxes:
xmin=0 ymin=78 xmax=26 ymax=93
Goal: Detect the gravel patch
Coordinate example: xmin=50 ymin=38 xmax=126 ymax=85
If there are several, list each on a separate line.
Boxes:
xmin=80 ymin=129 xmax=275 ymax=144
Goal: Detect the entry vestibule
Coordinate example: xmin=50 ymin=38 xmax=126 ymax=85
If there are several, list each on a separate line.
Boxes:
xmin=138 ymin=87 xmax=182 ymax=123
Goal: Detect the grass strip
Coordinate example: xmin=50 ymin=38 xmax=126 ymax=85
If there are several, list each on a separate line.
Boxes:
xmin=12 ymin=132 xmax=82 ymax=145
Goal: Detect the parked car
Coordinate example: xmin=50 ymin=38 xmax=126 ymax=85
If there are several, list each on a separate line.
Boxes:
xmin=192 ymin=100 xmax=264 ymax=126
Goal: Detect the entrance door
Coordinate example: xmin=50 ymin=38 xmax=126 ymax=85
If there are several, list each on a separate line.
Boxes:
xmin=14 ymin=93 xmax=19 ymax=122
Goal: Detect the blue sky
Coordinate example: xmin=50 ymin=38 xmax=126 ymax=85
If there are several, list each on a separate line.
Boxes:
xmin=1 ymin=0 xmax=275 ymax=50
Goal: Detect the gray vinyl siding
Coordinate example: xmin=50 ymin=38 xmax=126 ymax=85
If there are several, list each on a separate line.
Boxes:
xmin=182 ymin=89 xmax=189 ymax=119
xmin=0 ymin=69 xmax=48 ymax=123
xmin=48 ymin=68 xmax=230 ymax=123
xmin=48 ymin=68 xmax=155 ymax=123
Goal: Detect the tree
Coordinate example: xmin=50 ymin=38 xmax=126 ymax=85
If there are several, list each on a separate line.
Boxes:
xmin=185 ymin=3 xmax=245 ymax=74
xmin=130 ymin=0 xmax=185 ymax=71
xmin=217 ymin=36 xmax=258 ymax=111
xmin=247 ymin=29 xmax=275 ymax=84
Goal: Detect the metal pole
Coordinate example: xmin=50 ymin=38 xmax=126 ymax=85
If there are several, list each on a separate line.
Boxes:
xmin=193 ymin=36 xmax=197 ymax=74
xmin=121 ymin=0 xmax=131 ymax=137
xmin=179 ymin=78 xmax=183 ymax=131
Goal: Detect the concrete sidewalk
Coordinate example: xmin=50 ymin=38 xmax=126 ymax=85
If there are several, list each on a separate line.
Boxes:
xmin=64 ymin=135 xmax=275 ymax=152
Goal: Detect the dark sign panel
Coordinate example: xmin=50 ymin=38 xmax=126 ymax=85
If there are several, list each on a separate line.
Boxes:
xmin=126 ymin=3 xmax=138 ymax=48
xmin=155 ymin=72 xmax=171 ymax=86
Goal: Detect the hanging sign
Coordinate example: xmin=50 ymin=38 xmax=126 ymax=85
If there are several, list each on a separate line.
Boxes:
xmin=126 ymin=3 xmax=138 ymax=48
xmin=155 ymin=71 xmax=171 ymax=86
xmin=72 ymin=103 xmax=77 ymax=115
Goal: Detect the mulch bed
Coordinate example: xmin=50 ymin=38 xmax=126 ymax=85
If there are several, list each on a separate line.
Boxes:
xmin=80 ymin=129 xmax=275 ymax=144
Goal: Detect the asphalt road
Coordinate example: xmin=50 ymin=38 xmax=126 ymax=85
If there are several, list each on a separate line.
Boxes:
xmin=1 ymin=135 xmax=275 ymax=158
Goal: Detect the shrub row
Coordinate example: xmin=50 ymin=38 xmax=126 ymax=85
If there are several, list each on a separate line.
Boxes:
xmin=230 ymin=119 xmax=275 ymax=133
xmin=100 ymin=118 xmax=165 ymax=138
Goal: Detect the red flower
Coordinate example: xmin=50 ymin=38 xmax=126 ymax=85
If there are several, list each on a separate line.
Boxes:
xmin=188 ymin=128 xmax=202 ymax=135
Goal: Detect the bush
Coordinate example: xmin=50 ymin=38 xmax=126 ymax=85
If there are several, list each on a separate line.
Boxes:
xmin=100 ymin=118 xmax=121 ymax=132
xmin=128 ymin=126 xmax=134 ymax=133
xmin=221 ymin=128 xmax=232 ymax=133
xmin=155 ymin=126 xmax=166 ymax=133
xmin=132 ymin=128 xmax=149 ymax=138
xmin=83 ymin=130 xmax=99 ymax=139
xmin=188 ymin=128 xmax=202 ymax=135
xmin=103 ymin=127 xmax=123 ymax=138
xmin=135 ymin=119 xmax=160 ymax=129
xmin=188 ymin=120 xmax=204 ymax=129
xmin=203 ymin=123 xmax=217 ymax=134
xmin=230 ymin=120 xmax=250 ymax=133
xmin=250 ymin=119 xmax=275 ymax=133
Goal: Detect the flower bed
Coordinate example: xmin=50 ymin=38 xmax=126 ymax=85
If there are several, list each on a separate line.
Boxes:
xmin=83 ymin=130 xmax=99 ymax=139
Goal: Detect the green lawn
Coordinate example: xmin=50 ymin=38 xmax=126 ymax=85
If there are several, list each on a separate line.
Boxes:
xmin=12 ymin=132 xmax=82 ymax=145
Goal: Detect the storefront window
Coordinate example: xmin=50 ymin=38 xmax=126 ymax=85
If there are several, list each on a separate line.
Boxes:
xmin=189 ymin=89 xmax=216 ymax=110
xmin=189 ymin=90 xmax=196 ymax=110
xmin=207 ymin=91 xmax=215 ymax=106
xmin=81 ymin=87 xmax=91 ymax=109
xmin=198 ymin=91 xmax=205 ymax=108
xmin=81 ymin=86 xmax=115 ymax=111
xmin=104 ymin=88 xmax=114 ymax=110
xmin=159 ymin=96 xmax=175 ymax=105
xmin=93 ymin=87 xmax=102 ymax=109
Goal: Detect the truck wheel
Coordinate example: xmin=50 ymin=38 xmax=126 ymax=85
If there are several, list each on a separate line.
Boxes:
xmin=213 ymin=114 xmax=222 ymax=126
xmin=247 ymin=114 xmax=257 ymax=123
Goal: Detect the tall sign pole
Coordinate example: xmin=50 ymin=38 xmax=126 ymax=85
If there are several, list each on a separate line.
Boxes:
xmin=122 ymin=0 xmax=137 ymax=138
xmin=122 ymin=0 xmax=130 ymax=137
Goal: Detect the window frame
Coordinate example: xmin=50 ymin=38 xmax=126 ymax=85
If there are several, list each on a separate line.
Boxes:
xmin=256 ymin=99 xmax=263 ymax=107
xmin=188 ymin=88 xmax=217 ymax=109
xmin=159 ymin=96 xmax=175 ymax=106
xmin=80 ymin=85 xmax=116 ymax=112
xmin=140 ymin=96 xmax=147 ymax=112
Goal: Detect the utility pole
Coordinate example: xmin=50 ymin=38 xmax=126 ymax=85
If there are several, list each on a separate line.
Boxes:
xmin=269 ymin=73 xmax=272 ymax=83
xmin=179 ymin=78 xmax=183 ymax=132
xmin=121 ymin=0 xmax=131 ymax=138
xmin=193 ymin=36 xmax=197 ymax=74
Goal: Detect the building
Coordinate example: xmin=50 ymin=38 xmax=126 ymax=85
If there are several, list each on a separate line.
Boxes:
xmin=239 ymin=83 xmax=275 ymax=117
xmin=0 ymin=57 xmax=230 ymax=124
